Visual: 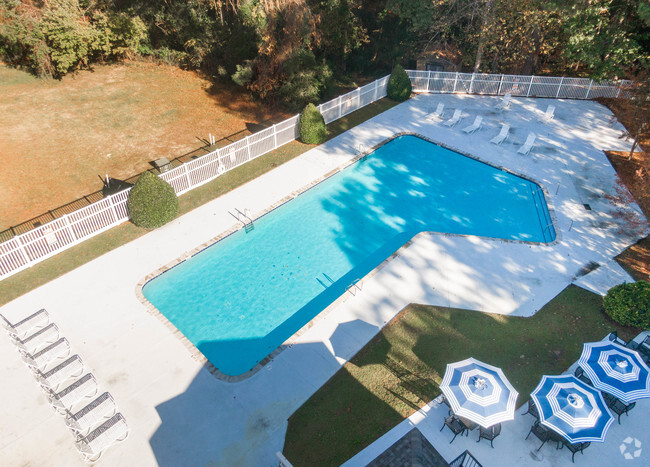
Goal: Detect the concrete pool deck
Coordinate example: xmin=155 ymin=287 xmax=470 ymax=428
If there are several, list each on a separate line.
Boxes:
xmin=0 ymin=94 xmax=648 ymax=466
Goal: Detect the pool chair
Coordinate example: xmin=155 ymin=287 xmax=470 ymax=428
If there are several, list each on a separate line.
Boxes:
xmin=66 ymin=392 xmax=117 ymax=436
xmin=559 ymin=440 xmax=591 ymax=463
xmin=477 ymin=423 xmax=501 ymax=448
xmin=603 ymin=394 xmax=636 ymax=424
xmin=1 ymin=309 xmax=49 ymax=339
xmin=11 ymin=323 xmax=59 ymax=355
xmin=462 ymin=116 xmax=483 ymax=134
xmin=490 ymin=123 xmax=510 ymax=145
xmin=496 ymin=93 xmax=512 ymax=110
xmin=526 ymin=420 xmax=553 ymax=451
xmin=443 ymin=109 xmax=463 ymax=127
xmin=440 ymin=414 xmax=467 ymax=444
xmin=574 ymin=366 xmax=593 ymax=387
xmin=33 ymin=355 xmax=85 ymax=391
xmin=74 ymin=413 xmax=128 ymax=463
xmin=46 ymin=373 xmax=98 ymax=414
xmin=20 ymin=337 xmax=70 ymax=370
xmin=426 ymin=103 xmax=445 ymax=121
xmin=517 ymin=133 xmax=536 ymax=156
xmin=539 ymin=104 xmax=555 ymax=122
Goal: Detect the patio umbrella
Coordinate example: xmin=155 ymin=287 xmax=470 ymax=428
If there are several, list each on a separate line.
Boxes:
xmin=531 ymin=375 xmax=614 ymax=443
xmin=578 ymin=340 xmax=650 ymax=404
xmin=440 ymin=357 xmax=519 ymax=428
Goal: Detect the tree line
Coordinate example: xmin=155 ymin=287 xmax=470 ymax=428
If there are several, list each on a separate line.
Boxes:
xmin=1 ymin=0 xmax=649 ymax=109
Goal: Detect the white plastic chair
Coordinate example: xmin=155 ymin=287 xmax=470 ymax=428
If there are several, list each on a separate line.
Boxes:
xmin=443 ymin=109 xmax=463 ymax=127
xmin=1 ymin=309 xmax=49 ymax=339
xmin=33 ymin=355 xmax=84 ymax=390
xmin=496 ymin=93 xmax=511 ymax=110
xmin=66 ymin=392 xmax=117 ymax=435
xmin=518 ymin=133 xmax=537 ymax=155
xmin=490 ymin=123 xmax=510 ymax=145
xmin=539 ymin=105 xmax=555 ymax=122
xmin=11 ymin=323 xmax=59 ymax=355
xmin=46 ymin=373 xmax=98 ymax=414
xmin=74 ymin=413 xmax=128 ymax=463
xmin=462 ymin=116 xmax=483 ymax=134
xmin=20 ymin=337 xmax=70 ymax=370
xmin=426 ymin=103 xmax=445 ymax=121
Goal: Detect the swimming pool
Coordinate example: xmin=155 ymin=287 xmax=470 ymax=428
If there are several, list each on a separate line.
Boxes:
xmin=142 ymin=135 xmax=555 ymax=376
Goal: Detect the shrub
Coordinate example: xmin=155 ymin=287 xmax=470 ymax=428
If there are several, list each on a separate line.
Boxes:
xmin=299 ymin=103 xmax=327 ymax=144
xmin=387 ymin=64 xmax=412 ymax=102
xmin=127 ymin=171 xmax=178 ymax=229
xmin=603 ymin=281 xmax=650 ymax=329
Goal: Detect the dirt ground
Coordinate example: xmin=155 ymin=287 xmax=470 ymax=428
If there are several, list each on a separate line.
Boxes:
xmin=0 ymin=61 xmax=284 ymax=232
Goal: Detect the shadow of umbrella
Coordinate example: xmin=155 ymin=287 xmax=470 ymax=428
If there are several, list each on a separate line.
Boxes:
xmin=327 ymin=319 xmax=379 ymax=360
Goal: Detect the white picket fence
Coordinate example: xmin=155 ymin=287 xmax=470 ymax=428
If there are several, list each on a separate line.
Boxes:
xmin=0 ymin=71 xmax=627 ymax=280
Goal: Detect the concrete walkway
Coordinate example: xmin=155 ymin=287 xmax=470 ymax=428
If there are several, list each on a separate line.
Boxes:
xmin=0 ymin=94 xmax=647 ymax=466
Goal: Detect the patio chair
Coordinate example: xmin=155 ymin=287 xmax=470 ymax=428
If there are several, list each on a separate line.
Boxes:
xmin=517 ymin=133 xmax=536 ymax=156
xmin=490 ymin=123 xmax=510 ymax=145
xmin=11 ymin=323 xmax=59 ymax=355
xmin=20 ymin=337 xmax=70 ymax=370
xmin=440 ymin=414 xmax=467 ymax=444
xmin=33 ymin=355 xmax=84 ymax=391
xmin=559 ymin=440 xmax=591 ymax=463
xmin=477 ymin=423 xmax=501 ymax=448
xmin=496 ymin=93 xmax=512 ymax=110
xmin=604 ymin=394 xmax=636 ymax=424
xmin=443 ymin=109 xmax=463 ymax=128
xmin=66 ymin=392 xmax=117 ymax=435
xmin=627 ymin=339 xmax=650 ymax=364
xmin=539 ymin=105 xmax=555 ymax=122
xmin=574 ymin=366 xmax=593 ymax=386
xmin=426 ymin=103 xmax=445 ymax=121
xmin=608 ymin=331 xmax=627 ymax=346
xmin=523 ymin=400 xmax=540 ymax=420
xmin=526 ymin=420 xmax=552 ymax=451
xmin=1 ymin=309 xmax=49 ymax=339
xmin=46 ymin=373 xmax=98 ymax=414
xmin=462 ymin=116 xmax=483 ymax=134
xmin=74 ymin=413 xmax=128 ymax=463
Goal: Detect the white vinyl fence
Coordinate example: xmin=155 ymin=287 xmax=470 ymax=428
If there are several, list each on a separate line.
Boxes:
xmin=0 ymin=71 xmax=627 ymax=280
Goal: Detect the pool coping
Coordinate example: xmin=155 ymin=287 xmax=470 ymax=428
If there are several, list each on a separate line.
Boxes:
xmin=134 ymin=131 xmax=561 ymax=382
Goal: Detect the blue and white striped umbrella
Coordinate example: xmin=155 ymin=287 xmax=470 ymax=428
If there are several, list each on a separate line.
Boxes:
xmin=578 ymin=341 xmax=650 ymax=404
xmin=531 ymin=375 xmax=614 ymax=443
xmin=440 ymin=358 xmax=519 ymax=428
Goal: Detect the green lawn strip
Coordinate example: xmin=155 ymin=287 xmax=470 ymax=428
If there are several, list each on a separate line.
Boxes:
xmin=0 ymin=98 xmax=399 ymax=306
xmin=283 ymin=285 xmax=638 ymax=467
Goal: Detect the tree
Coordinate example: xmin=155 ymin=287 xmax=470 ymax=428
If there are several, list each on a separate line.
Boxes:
xmin=620 ymin=75 xmax=650 ymax=160
xmin=386 ymin=63 xmax=411 ymax=101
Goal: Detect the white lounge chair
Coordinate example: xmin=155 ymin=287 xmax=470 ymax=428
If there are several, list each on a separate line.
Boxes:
xmin=518 ymin=133 xmax=537 ymax=155
xmin=425 ymin=103 xmax=445 ymax=121
xmin=74 ymin=413 xmax=128 ymax=463
xmin=490 ymin=123 xmax=510 ymax=145
xmin=11 ymin=323 xmax=59 ymax=355
xmin=443 ymin=109 xmax=462 ymax=127
xmin=1 ymin=309 xmax=49 ymax=339
xmin=66 ymin=392 xmax=117 ymax=435
xmin=20 ymin=337 xmax=70 ymax=370
xmin=539 ymin=104 xmax=555 ymax=122
xmin=47 ymin=373 xmax=98 ymax=414
xmin=33 ymin=355 xmax=84 ymax=390
xmin=462 ymin=116 xmax=483 ymax=134
xmin=496 ymin=93 xmax=511 ymax=110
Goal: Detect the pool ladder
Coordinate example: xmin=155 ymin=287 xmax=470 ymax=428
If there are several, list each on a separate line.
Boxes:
xmin=346 ymin=279 xmax=362 ymax=296
xmin=235 ymin=208 xmax=255 ymax=233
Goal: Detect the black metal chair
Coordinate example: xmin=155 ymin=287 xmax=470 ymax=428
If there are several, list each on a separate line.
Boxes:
xmin=526 ymin=420 xmax=551 ymax=451
xmin=627 ymin=339 xmax=650 ymax=364
xmin=609 ymin=331 xmax=628 ymax=346
xmin=605 ymin=394 xmax=636 ymax=424
xmin=559 ymin=440 xmax=591 ymax=463
xmin=523 ymin=400 xmax=540 ymax=420
xmin=441 ymin=414 xmax=467 ymax=444
xmin=477 ymin=423 xmax=501 ymax=448
xmin=574 ymin=366 xmax=593 ymax=386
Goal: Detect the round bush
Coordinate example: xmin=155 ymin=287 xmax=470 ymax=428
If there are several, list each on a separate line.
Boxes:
xmin=299 ymin=103 xmax=327 ymax=144
xmin=603 ymin=281 xmax=650 ymax=329
xmin=127 ymin=171 xmax=178 ymax=229
xmin=387 ymin=64 xmax=412 ymax=102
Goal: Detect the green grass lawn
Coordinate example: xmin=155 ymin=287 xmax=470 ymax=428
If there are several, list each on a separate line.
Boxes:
xmin=283 ymin=285 xmax=638 ymax=467
xmin=0 ymin=97 xmax=399 ymax=307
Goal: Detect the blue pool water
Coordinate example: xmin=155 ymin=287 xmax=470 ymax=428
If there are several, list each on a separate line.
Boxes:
xmin=143 ymin=135 xmax=555 ymax=376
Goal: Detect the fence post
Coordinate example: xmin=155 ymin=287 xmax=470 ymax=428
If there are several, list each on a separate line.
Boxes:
xmin=497 ymin=74 xmax=503 ymax=95
xmin=373 ymin=78 xmax=379 ymax=101
xmin=469 ymin=73 xmax=475 ymax=94
xmin=63 ymin=214 xmax=78 ymax=242
xmin=615 ymin=85 xmax=621 ymax=98
xmin=273 ymin=124 xmax=278 ymax=149
xmin=183 ymin=162 xmax=192 ymax=189
xmin=337 ymin=96 xmax=343 ymax=119
xmin=585 ymin=80 xmax=593 ymax=99
xmin=16 ymin=238 xmax=32 ymax=267
xmin=555 ymin=76 xmax=564 ymax=98
xmin=356 ymin=87 xmax=361 ymax=111
xmin=526 ymin=75 xmax=534 ymax=97
xmin=453 ymin=72 xmax=459 ymax=93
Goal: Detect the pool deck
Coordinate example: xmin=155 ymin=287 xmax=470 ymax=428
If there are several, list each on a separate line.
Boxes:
xmin=0 ymin=94 xmax=648 ymax=466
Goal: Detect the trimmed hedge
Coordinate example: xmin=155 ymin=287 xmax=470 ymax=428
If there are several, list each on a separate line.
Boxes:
xmin=299 ymin=103 xmax=327 ymax=144
xmin=603 ymin=281 xmax=650 ymax=329
xmin=127 ymin=171 xmax=178 ymax=229
xmin=387 ymin=64 xmax=412 ymax=102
